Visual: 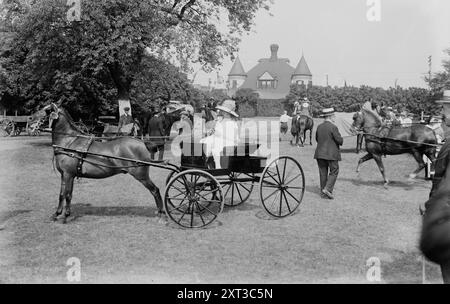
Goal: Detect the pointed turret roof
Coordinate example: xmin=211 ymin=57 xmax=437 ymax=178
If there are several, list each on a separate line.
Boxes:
xmin=293 ymin=54 xmax=312 ymax=76
xmin=228 ymin=56 xmax=246 ymax=76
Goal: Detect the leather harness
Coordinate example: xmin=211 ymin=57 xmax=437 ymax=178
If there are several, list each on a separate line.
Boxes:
xmin=75 ymin=136 xmax=95 ymax=177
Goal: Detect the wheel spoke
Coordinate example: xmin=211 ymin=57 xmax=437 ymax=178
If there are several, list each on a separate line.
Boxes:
xmin=176 ymin=203 xmax=190 ymax=223
xmin=194 ymin=202 xmax=206 ymax=226
xmin=282 ymin=158 xmax=288 ymax=183
xmin=284 ymin=189 xmax=302 ymax=205
xmin=278 ymin=188 xmax=283 ymax=216
xmin=235 ymin=183 xmax=244 ymax=202
xmin=284 ymin=173 xmax=303 ymax=186
xmin=263 ymin=189 xmax=279 ymax=202
xmin=281 ymin=190 xmax=292 ymax=214
xmin=266 ymin=171 xmax=281 ymax=185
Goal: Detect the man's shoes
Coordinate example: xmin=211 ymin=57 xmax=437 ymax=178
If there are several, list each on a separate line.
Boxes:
xmin=322 ymin=189 xmax=334 ymax=199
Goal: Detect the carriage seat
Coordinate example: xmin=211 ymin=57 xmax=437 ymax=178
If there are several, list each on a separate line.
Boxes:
xmin=180 ymin=142 xmax=262 ymax=170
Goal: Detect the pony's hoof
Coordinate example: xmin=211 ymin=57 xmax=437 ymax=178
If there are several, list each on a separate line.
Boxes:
xmin=51 ymin=214 xmax=59 ymax=221
xmin=383 ymin=180 xmax=390 ymax=188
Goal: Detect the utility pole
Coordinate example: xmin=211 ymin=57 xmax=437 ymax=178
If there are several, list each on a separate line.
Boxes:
xmin=428 ymin=55 xmax=432 ymax=88
xmin=326 ymin=74 xmax=329 ymax=87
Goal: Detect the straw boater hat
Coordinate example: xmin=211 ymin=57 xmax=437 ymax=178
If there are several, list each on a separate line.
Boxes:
xmin=216 ymin=99 xmax=239 ymax=117
xmin=320 ymin=107 xmax=335 ymax=117
xmin=430 ymin=115 xmax=443 ymax=123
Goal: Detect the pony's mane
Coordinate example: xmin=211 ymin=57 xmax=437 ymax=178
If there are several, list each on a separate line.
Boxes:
xmin=362 ymin=109 xmax=383 ymax=126
xmin=59 ymin=107 xmax=88 ymax=134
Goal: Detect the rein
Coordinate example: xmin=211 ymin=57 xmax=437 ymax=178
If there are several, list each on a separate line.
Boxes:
xmin=39 ymin=128 xmax=172 ymax=140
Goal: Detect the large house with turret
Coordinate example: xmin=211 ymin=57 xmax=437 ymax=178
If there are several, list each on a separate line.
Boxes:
xmin=227 ymin=44 xmax=312 ymax=99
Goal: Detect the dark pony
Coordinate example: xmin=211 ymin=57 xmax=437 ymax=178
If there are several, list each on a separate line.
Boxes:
xmin=353 ymin=109 xmax=437 ymax=186
xmin=292 ymin=115 xmax=314 ymax=146
xmin=34 ymin=103 xmax=165 ymax=223
xmin=290 ymin=115 xmax=314 ymax=146
xmin=420 ymin=141 xmax=450 ymax=283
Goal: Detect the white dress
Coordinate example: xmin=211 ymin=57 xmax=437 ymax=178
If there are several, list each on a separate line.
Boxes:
xmin=200 ymin=118 xmax=239 ymax=166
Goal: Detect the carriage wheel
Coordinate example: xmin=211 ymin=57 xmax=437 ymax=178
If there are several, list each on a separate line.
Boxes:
xmin=13 ymin=126 xmax=22 ymax=136
xmin=27 ymin=120 xmax=42 ymax=136
xmin=221 ymin=172 xmax=255 ymax=207
xmin=0 ymin=119 xmax=15 ymax=137
xmin=164 ymin=169 xmax=224 ymax=228
xmin=259 ymin=156 xmax=305 ymax=218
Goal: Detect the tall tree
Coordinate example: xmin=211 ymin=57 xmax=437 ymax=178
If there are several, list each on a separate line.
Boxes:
xmin=0 ymin=0 xmax=272 ymax=115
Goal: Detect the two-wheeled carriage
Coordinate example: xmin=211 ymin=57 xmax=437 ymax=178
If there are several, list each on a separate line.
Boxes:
xmin=44 ymin=103 xmax=305 ymax=228
xmin=160 ymin=142 xmax=305 ymax=228
xmin=54 ymin=141 xmax=305 ymax=229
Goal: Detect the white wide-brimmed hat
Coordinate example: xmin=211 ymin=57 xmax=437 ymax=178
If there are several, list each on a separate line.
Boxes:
xmin=216 ymin=99 xmax=239 ymax=117
xmin=320 ymin=107 xmax=335 ymax=117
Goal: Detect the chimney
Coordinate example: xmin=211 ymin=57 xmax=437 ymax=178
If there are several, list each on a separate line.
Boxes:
xmin=270 ymin=44 xmax=279 ymax=60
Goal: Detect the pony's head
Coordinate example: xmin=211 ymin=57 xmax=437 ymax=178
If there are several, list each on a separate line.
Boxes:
xmin=353 ymin=109 xmax=382 ymax=130
xmin=32 ymin=102 xmax=61 ymax=129
xmin=352 ymin=111 xmax=364 ymax=130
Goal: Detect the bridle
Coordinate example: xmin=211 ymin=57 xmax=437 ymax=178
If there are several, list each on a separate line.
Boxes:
xmin=40 ymin=103 xmax=61 ymax=129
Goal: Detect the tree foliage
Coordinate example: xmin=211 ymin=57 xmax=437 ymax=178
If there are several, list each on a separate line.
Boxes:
xmin=285 ymin=84 xmax=439 ymax=117
xmin=0 ymin=0 xmax=271 ymax=115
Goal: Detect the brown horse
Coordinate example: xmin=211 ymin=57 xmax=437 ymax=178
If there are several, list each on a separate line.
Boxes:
xmin=35 ymin=103 xmax=165 ymax=223
xmin=291 ymin=115 xmax=314 ymax=147
xmin=353 ymin=109 xmax=437 ymax=186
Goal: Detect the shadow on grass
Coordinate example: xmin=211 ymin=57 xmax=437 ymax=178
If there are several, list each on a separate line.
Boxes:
xmin=381 ymin=250 xmax=442 ymax=283
xmin=28 ymin=140 xmax=52 ymax=148
xmin=339 ymin=177 xmax=417 ymax=190
xmin=222 ymin=201 xmax=259 ymax=214
xmin=340 ymin=148 xmax=362 ymax=154
xmin=72 ymin=203 xmax=158 ymax=218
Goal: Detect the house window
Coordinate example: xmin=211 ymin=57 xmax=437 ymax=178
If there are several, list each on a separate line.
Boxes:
xmin=296 ymin=80 xmax=304 ymax=85
xmin=232 ymin=80 xmax=237 ymax=89
xmin=257 ymin=80 xmax=277 ymax=89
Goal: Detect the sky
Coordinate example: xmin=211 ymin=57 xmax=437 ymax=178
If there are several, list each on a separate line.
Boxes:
xmin=194 ymin=0 xmax=450 ymax=89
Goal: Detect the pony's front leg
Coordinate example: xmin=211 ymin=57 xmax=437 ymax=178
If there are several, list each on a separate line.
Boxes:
xmin=356 ymin=153 xmax=373 ymax=173
xmin=409 ymin=151 xmax=427 ymax=179
xmin=373 ymin=154 xmax=389 ymax=186
xmin=309 ymin=130 xmax=313 ymax=145
xmin=298 ymin=132 xmax=305 ymax=147
xmin=62 ymin=175 xmax=75 ymax=224
xmin=52 ymin=175 xmax=66 ymax=221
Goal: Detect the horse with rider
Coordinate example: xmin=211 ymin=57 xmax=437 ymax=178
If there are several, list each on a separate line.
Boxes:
xmin=291 ymin=97 xmax=314 ymax=147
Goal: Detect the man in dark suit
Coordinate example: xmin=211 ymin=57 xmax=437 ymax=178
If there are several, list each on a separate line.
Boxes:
xmin=314 ymin=108 xmax=343 ymax=199
xmin=147 ymin=107 xmax=166 ymax=160
xmin=118 ymin=106 xmax=134 ymax=135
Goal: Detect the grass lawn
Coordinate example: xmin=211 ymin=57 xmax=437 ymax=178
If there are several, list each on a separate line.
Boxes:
xmin=0 ymin=119 xmax=444 ymax=283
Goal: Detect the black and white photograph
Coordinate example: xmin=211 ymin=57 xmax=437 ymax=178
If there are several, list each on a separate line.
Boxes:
xmin=1 ymin=0 xmax=450 ymax=287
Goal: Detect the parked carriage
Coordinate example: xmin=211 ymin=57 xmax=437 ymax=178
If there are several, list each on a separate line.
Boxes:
xmin=0 ymin=113 xmax=42 ymax=137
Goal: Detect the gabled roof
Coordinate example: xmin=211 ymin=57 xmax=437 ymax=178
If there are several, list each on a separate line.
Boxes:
xmin=258 ymin=72 xmax=275 ymax=81
xmin=293 ymin=55 xmax=312 ymax=76
xmin=240 ymin=56 xmax=295 ymax=98
xmin=228 ymin=57 xmax=246 ymax=76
